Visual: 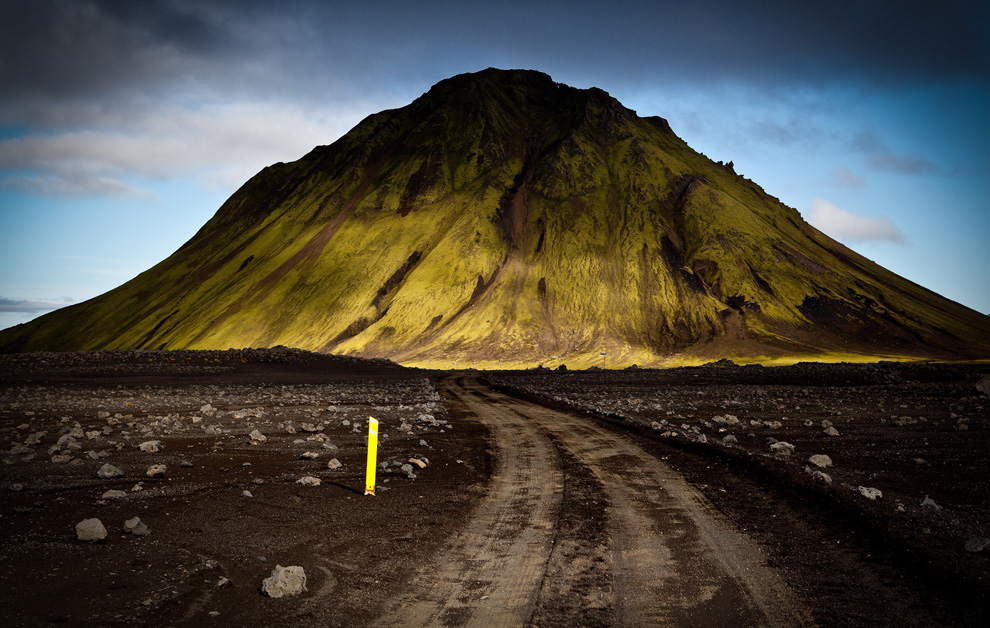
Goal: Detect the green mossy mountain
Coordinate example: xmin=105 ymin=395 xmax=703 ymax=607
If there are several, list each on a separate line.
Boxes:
xmin=3 ymin=69 xmax=988 ymax=367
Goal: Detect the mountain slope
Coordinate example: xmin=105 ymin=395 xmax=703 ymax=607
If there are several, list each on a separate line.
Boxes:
xmin=2 ymin=69 xmax=988 ymax=366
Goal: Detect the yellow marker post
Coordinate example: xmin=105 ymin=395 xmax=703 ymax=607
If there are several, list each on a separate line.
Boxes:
xmin=365 ymin=417 xmax=379 ymax=496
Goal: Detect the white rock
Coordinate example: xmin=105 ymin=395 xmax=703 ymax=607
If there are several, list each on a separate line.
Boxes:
xmin=248 ymin=429 xmax=267 ymax=445
xmin=808 ymin=454 xmax=833 ymax=468
xmin=296 ymin=476 xmax=321 ymax=486
xmin=299 ymin=452 xmax=319 ymax=460
xmin=261 ymin=565 xmax=307 ymax=598
xmin=76 ymin=518 xmax=107 ymax=541
xmin=146 ymin=464 xmax=166 ymax=478
xmin=857 ymin=486 xmax=882 ymax=500
xmin=769 ymin=441 xmax=795 ymax=455
xmin=242 ymin=490 xmax=253 ymax=498
xmin=97 ymin=463 xmax=124 ymax=479
xmin=823 ymin=426 xmax=840 ymax=437
xmin=123 ymin=516 xmax=150 ymax=536
xmin=326 ymin=459 xmax=342 ymax=470
xmin=139 ymin=440 xmax=161 ymax=453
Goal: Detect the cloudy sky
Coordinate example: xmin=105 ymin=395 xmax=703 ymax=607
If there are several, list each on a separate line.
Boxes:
xmin=1 ymin=0 xmax=988 ymax=331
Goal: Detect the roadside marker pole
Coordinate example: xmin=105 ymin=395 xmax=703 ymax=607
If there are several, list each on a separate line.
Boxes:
xmin=365 ymin=417 xmax=379 ymax=496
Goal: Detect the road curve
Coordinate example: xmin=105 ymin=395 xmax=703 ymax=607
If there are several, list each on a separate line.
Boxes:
xmin=376 ymin=377 xmax=814 ymax=627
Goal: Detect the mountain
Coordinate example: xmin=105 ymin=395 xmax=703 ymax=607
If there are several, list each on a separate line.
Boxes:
xmin=2 ymin=69 xmax=988 ymax=367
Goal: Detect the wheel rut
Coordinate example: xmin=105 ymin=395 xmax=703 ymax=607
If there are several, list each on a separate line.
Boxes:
xmin=376 ymin=377 xmax=814 ymax=627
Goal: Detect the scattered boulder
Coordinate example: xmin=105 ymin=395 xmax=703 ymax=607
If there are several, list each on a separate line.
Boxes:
xmin=146 ymin=464 xmax=166 ymax=478
xmin=975 ymin=376 xmax=990 ymax=396
xmin=248 ymin=430 xmax=267 ymax=445
xmin=123 ymin=516 xmax=150 ymax=536
xmin=823 ymin=426 xmax=840 ymax=437
xmin=808 ymin=454 xmax=833 ymax=468
xmin=722 ymin=434 xmax=738 ymax=444
xmin=964 ymin=537 xmax=990 ymax=553
xmin=139 ymin=440 xmax=161 ymax=453
xmin=804 ymin=466 xmax=832 ymax=483
xmin=769 ymin=441 xmax=795 ymax=455
xmin=97 ymin=463 xmax=124 ymax=479
xmin=858 ymin=486 xmax=882 ymax=500
xmin=261 ymin=565 xmax=307 ymax=598
xmin=326 ymin=458 xmax=342 ymax=470
xmin=76 ymin=518 xmax=107 ymax=541
xmin=296 ymin=476 xmax=321 ymax=486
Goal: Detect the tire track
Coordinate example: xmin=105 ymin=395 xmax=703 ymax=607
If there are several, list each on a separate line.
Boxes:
xmin=374 ymin=380 xmax=564 ymax=627
xmin=468 ymin=378 xmax=815 ymax=628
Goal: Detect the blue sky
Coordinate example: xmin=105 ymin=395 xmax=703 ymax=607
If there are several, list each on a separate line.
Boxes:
xmin=1 ymin=0 xmax=988 ymax=332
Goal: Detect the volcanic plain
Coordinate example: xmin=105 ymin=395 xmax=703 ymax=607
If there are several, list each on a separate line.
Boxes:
xmin=1 ymin=349 xmax=988 ymax=627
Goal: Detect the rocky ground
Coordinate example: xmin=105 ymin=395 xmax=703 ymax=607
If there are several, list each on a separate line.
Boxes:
xmin=489 ymin=361 xmax=990 ymax=626
xmin=0 ymin=349 xmax=489 ymax=627
xmin=1 ymin=351 xmax=988 ymax=626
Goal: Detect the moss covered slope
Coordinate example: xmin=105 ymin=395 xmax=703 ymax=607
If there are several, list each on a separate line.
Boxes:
xmin=2 ymin=69 xmax=988 ymax=366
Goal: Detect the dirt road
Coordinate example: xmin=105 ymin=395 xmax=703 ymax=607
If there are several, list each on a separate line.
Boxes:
xmin=377 ymin=377 xmax=814 ymax=627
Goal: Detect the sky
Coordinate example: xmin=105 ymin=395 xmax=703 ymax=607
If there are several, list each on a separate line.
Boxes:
xmin=1 ymin=0 xmax=988 ymax=332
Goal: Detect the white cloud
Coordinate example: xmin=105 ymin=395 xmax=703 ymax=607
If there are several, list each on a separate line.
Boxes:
xmin=0 ymin=100 xmax=373 ymax=198
xmin=808 ymin=198 xmax=904 ymax=243
xmin=0 ymin=297 xmax=74 ymax=313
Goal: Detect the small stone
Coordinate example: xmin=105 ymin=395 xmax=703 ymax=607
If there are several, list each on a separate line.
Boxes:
xmin=242 ymin=490 xmax=253 ymax=498
xmin=131 ymin=482 xmax=144 ymax=492
xmin=326 ymin=458 xmax=342 ymax=470
xmin=261 ymin=565 xmax=307 ymax=598
xmin=769 ymin=441 xmax=795 ymax=455
xmin=296 ymin=476 xmax=321 ymax=486
xmin=300 ymin=423 xmax=319 ymax=433
xmin=180 ymin=459 xmax=194 ymax=468
xmin=217 ymin=577 xmax=230 ymax=588
xmin=248 ymin=429 xmax=266 ymax=445
xmin=252 ymin=478 xmax=264 ymax=485
xmin=321 ymin=442 xmax=338 ymax=452
xmin=123 ymin=516 xmax=150 ymax=536
xmin=146 ymin=464 xmax=166 ymax=478
xmin=804 ymin=465 xmax=832 ymax=484
xmin=139 ymin=440 xmax=161 ymax=453
xmin=97 ymin=463 xmax=124 ymax=479
xmin=975 ymin=376 xmax=990 ymax=396
xmin=11 ymin=483 xmax=24 ymax=492
xmin=808 ymin=454 xmax=833 ymax=468
xmin=964 ymin=537 xmax=990 ymax=553
xmin=821 ymin=419 xmax=833 ymax=428
xmin=101 ymin=489 xmax=128 ymax=500
xmin=299 ymin=452 xmax=319 ymax=460
xmin=857 ymin=486 xmax=882 ymax=500
xmin=400 ymin=463 xmax=417 ymax=479
xmin=823 ymin=426 xmax=840 ymax=437
xmin=76 ymin=518 xmax=107 ymax=541
xmin=419 ymin=439 xmax=429 ymax=447
xmin=408 ymin=458 xmax=427 ymax=469
xmin=51 ymin=454 xmax=73 ymax=463
xmin=920 ymin=495 xmax=942 ymax=511
xmin=722 ymin=434 xmax=738 ymax=444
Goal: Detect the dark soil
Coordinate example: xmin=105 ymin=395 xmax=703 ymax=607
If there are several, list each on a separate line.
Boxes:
xmin=1 ymin=351 xmax=988 ymax=627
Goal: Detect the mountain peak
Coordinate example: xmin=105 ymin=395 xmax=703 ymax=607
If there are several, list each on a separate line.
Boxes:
xmin=3 ymin=70 xmax=987 ymax=365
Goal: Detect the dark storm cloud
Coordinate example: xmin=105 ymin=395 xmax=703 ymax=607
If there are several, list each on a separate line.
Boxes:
xmin=4 ymin=0 xmax=987 ymax=114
